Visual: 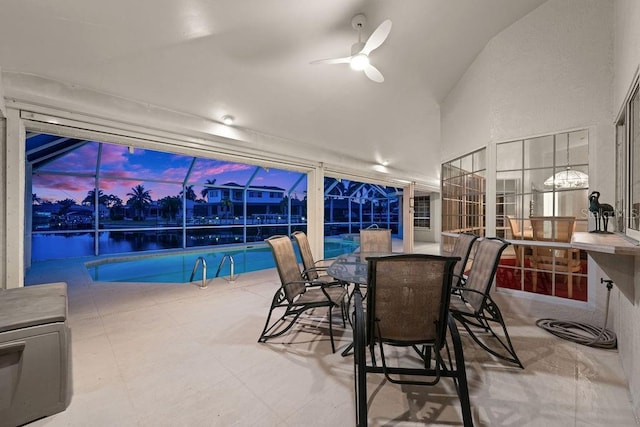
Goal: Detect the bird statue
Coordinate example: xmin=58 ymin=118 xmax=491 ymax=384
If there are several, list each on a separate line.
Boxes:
xmin=588 ymin=191 xmax=615 ymax=233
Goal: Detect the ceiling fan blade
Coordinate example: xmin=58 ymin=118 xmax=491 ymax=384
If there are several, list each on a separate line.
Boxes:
xmin=361 ymin=19 xmax=392 ymax=55
xmin=363 ymin=64 xmax=384 ymax=83
xmin=310 ymin=56 xmax=352 ymax=65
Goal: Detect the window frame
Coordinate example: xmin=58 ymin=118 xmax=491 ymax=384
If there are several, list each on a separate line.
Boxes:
xmin=617 ymin=70 xmax=640 ymax=241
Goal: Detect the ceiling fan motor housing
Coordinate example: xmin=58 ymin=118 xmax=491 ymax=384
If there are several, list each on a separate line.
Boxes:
xmin=351 ymin=14 xmax=367 ymax=30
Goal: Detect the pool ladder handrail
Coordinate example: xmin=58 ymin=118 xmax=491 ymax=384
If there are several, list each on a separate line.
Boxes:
xmin=215 ymin=254 xmax=237 ymax=282
xmin=189 ymin=256 xmax=208 ymax=289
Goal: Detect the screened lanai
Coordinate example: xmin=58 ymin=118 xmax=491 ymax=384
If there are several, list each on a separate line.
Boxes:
xmin=27 ymin=132 xmax=403 ymax=262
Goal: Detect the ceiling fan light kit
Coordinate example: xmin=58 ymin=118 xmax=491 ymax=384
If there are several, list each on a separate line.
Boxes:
xmin=350 ymin=53 xmax=369 ymax=71
xmin=311 ymin=13 xmax=392 ymax=83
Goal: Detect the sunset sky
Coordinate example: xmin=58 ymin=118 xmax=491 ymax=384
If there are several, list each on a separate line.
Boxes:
xmin=32 ymin=140 xmax=307 ymax=204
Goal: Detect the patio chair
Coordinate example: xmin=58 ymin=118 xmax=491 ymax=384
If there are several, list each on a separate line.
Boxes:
xmin=291 ymin=231 xmax=347 ymax=288
xmin=352 ymin=254 xmax=473 ymax=427
xmin=259 ymin=235 xmax=348 ymax=353
xmin=449 ymin=237 xmax=524 ymax=368
xmin=450 ymin=232 xmax=479 ymax=288
xmin=529 ymin=216 xmax=581 ymax=298
xmin=358 ymin=227 xmax=392 ymax=253
xmin=506 ymin=215 xmax=533 ymax=267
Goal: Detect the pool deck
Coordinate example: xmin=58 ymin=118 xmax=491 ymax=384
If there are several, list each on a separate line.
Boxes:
xmin=21 ymin=240 xmax=638 ymax=426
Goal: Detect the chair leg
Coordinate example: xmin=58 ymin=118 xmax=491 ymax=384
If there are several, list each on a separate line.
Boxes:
xmin=567 ymin=273 xmax=573 ymax=299
xmin=258 ymin=291 xmax=287 ymax=343
xmin=453 ymin=304 xmax=524 ymax=368
xmin=353 ymin=291 xmax=368 ymax=427
xmin=447 ymin=316 xmax=474 ymax=427
xmin=328 ymin=305 xmax=335 ymax=353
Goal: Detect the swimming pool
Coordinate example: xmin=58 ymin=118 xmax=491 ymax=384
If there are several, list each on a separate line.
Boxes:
xmin=87 ymin=237 xmax=360 ymax=283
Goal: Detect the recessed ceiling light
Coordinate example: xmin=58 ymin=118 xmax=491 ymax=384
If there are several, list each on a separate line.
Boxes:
xmin=221 ymin=115 xmax=235 ymax=125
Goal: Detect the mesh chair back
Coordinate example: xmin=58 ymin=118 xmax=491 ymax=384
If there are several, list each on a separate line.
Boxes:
xmin=461 ymin=238 xmax=510 ymax=313
xmin=450 ymin=233 xmax=478 ymax=283
xmin=291 ymin=231 xmax=319 ymax=280
xmin=266 ymin=236 xmax=305 ymax=302
xmin=366 ymin=254 xmax=458 ymax=347
xmin=359 ymin=228 xmax=392 ymax=253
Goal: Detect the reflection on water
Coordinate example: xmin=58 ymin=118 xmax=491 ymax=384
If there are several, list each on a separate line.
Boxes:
xmin=31 ymin=231 xmax=360 ymax=262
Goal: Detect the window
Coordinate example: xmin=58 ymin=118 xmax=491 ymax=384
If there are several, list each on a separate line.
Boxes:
xmin=616 ymin=74 xmax=640 ymax=240
xmin=323 ymin=177 xmax=401 ymax=236
xmin=495 ymin=130 xmax=589 ymax=301
xmin=441 ymin=148 xmax=486 ymax=252
xmin=29 ymin=133 xmax=308 ymax=260
xmin=629 ymin=86 xmax=640 ymax=235
xmin=413 ymin=196 xmax=430 ymax=228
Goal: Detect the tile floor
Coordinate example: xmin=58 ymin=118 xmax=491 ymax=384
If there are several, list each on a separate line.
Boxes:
xmin=22 ymin=242 xmax=639 ymax=426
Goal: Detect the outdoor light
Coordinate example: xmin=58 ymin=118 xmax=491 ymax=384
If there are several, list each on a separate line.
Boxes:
xmin=221 ymin=115 xmax=235 ymax=125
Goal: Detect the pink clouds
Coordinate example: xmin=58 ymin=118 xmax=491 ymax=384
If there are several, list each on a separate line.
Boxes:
xmin=31 ymin=139 xmax=307 ymax=204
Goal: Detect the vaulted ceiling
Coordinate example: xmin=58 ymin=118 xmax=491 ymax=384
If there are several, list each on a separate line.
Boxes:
xmin=0 ymin=0 xmax=546 ymax=186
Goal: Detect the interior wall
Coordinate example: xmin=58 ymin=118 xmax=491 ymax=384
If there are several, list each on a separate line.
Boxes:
xmin=441 ymin=0 xmax=639 ymax=411
xmin=0 ymin=116 xmax=5 ymax=285
xmin=0 ymin=70 xmax=5 ymax=284
xmin=613 ymin=0 xmax=640 ymax=418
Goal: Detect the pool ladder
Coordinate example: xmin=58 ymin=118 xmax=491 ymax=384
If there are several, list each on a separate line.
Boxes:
xmin=189 ymin=257 xmax=208 ymax=289
xmin=215 ymin=254 xmax=237 ymax=283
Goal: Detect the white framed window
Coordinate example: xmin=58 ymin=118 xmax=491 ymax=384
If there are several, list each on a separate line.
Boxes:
xmin=617 ymin=71 xmax=640 ymax=241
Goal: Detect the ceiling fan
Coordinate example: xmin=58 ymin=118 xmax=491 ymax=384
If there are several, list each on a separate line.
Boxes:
xmin=311 ymin=14 xmax=392 ymax=83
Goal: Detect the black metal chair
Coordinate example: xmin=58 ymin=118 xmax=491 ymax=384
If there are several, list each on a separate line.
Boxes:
xmin=449 ymin=237 xmax=524 ymax=368
xmin=352 ymin=254 xmax=473 ymax=427
xmin=259 ymin=235 xmax=348 ymax=353
xmin=291 ymin=231 xmax=346 ymax=287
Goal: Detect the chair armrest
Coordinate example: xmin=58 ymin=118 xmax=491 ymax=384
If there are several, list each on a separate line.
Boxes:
xmin=451 ymin=286 xmax=484 ymax=295
xmin=452 ymin=273 xmax=466 ymax=285
xmin=302 ymin=266 xmax=328 ymax=276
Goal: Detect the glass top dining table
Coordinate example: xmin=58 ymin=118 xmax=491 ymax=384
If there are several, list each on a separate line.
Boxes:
xmin=326 ymin=252 xmax=399 ymax=285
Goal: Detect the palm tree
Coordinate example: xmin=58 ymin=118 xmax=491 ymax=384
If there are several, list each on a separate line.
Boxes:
xmin=280 ymin=195 xmax=289 ymax=215
xmin=107 ymin=194 xmax=123 ymax=209
xmin=126 ymin=184 xmax=152 ymax=220
xmin=108 ymin=195 xmax=125 ymax=220
xmin=220 ymin=197 xmax=233 ymax=219
xmin=180 ymin=185 xmax=197 ymax=201
xmin=56 ymin=198 xmax=76 ymax=216
xmin=32 ymin=193 xmax=41 ymax=204
xmin=159 ymin=196 xmax=181 ymax=222
xmin=82 ymin=189 xmax=109 ymax=207
xmin=200 ymin=179 xmax=216 ymax=201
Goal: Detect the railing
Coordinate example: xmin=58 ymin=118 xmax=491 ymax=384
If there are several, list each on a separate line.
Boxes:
xmin=189 ymin=256 xmax=208 ymax=289
xmin=215 ymin=254 xmax=237 ymax=283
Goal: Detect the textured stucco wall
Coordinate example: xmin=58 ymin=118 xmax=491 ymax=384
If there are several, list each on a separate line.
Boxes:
xmin=440 ymin=47 xmax=492 ymax=162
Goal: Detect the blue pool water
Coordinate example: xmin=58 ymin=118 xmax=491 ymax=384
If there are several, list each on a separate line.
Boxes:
xmin=87 ymin=238 xmax=359 ymax=283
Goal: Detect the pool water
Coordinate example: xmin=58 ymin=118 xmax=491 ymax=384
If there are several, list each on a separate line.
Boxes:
xmin=87 ymin=238 xmax=359 ymax=283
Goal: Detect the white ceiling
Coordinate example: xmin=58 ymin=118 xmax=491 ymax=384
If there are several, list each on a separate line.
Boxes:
xmin=0 ymin=0 xmax=546 ymax=186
